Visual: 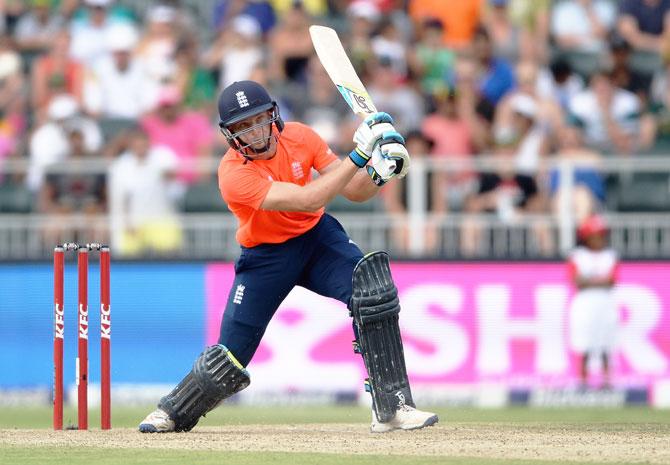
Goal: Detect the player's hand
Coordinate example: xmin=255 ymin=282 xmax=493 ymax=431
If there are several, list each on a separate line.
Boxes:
xmin=379 ymin=132 xmax=410 ymax=179
xmin=366 ymin=131 xmax=409 ymax=185
xmin=366 ymin=145 xmax=395 ymax=186
xmin=349 ymin=112 xmax=395 ymax=168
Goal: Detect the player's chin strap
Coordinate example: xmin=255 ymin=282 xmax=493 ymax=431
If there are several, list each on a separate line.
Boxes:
xmin=349 ymin=251 xmax=414 ymax=422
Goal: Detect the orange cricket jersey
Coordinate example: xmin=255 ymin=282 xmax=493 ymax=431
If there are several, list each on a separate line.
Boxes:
xmin=218 ymin=122 xmax=339 ymax=247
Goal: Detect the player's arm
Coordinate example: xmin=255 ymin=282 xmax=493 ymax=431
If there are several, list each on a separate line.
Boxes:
xmin=596 ymin=262 xmax=619 ymax=289
xmin=573 ymin=272 xmax=616 ymax=290
xmin=320 ymin=159 xmax=380 ymax=202
xmin=569 ymin=259 xmax=599 ymax=290
xmin=261 ymin=114 xmax=390 ymax=211
xmin=262 ymin=112 xmax=405 ymax=210
xmin=260 ymin=157 xmax=360 ymax=212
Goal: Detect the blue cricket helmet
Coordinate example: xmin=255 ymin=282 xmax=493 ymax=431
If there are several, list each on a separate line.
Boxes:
xmin=218 ymin=81 xmax=283 ymax=128
xmin=217 ymin=80 xmax=284 ymax=152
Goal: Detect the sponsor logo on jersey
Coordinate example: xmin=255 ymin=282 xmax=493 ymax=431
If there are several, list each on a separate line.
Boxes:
xmin=291 ymin=161 xmax=304 ymax=180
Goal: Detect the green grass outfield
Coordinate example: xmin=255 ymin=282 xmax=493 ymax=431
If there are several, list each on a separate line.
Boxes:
xmin=2 ymin=404 xmax=670 ymax=429
xmin=1 ymin=405 xmax=669 ymax=465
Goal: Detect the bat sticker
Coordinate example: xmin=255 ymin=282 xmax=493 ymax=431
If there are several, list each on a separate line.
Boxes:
xmin=337 ymin=85 xmax=374 ymax=114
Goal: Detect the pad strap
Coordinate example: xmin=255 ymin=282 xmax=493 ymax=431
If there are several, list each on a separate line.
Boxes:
xmin=349 ymin=251 xmax=414 ymax=422
xmin=159 ymin=344 xmax=250 ymax=432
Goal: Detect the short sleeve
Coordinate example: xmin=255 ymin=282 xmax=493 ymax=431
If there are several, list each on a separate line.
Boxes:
xmin=219 ymin=164 xmax=272 ymax=211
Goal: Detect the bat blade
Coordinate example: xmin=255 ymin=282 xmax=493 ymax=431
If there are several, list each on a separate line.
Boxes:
xmin=310 ymin=25 xmax=396 ymax=175
xmin=309 ymin=25 xmax=377 ymax=117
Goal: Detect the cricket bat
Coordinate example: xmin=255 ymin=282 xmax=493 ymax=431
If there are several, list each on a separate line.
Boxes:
xmin=309 ymin=25 xmax=396 ymax=172
xmin=309 ymin=25 xmax=377 ymax=117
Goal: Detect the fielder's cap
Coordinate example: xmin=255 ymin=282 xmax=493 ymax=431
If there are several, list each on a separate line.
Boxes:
xmin=232 ymin=15 xmax=261 ymax=39
xmin=578 ymin=215 xmax=608 ymax=239
xmin=84 ymin=0 xmax=113 ymax=7
xmin=48 ymin=94 xmax=79 ymax=120
xmin=105 ymin=23 xmax=138 ymax=51
xmin=510 ymin=93 xmax=537 ymax=120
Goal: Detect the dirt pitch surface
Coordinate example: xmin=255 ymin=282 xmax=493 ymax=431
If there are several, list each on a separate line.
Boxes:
xmin=2 ymin=423 xmax=669 ymax=463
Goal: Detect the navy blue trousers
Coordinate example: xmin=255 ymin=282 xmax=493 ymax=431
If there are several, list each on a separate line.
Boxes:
xmin=218 ymin=213 xmax=363 ymax=366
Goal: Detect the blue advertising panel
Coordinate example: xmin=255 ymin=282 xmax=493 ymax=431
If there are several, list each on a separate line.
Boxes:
xmin=0 ymin=263 xmax=207 ymax=387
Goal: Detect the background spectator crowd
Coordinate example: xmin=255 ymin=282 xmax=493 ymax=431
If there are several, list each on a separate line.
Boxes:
xmin=0 ymin=0 xmax=669 ymax=257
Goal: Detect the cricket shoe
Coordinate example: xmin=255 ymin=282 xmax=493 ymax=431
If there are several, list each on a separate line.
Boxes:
xmin=138 ymin=408 xmax=175 ymax=433
xmin=370 ymin=405 xmax=439 ymax=433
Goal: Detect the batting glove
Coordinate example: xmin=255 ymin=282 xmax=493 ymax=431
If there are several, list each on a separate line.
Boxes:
xmin=379 ymin=131 xmax=410 ymax=179
xmin=349 ymin=112 xmax=395 ymax=168
xmin=366 ymin=131 xmax=409 ymax=185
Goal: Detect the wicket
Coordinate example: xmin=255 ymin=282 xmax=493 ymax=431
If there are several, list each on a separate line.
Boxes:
xmin=53 ymin=242 xmax=111 ymax=430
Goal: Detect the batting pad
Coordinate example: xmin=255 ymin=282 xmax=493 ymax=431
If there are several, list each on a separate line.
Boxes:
xmin=159 ymin=344 xmax=250 ymax=432
xmin=350 ymin=252 xmax=414 ymax=423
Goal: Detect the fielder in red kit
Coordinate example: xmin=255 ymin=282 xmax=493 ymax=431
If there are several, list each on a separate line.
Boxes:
xmin=568 ymin=215 xmax=619 ymax=390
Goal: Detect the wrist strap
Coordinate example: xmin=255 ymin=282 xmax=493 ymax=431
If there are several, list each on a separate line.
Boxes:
xmin=348 ymin=148 xmax=369 ymax=168
xmin=366 ymin=166 xmax=387 ymax=186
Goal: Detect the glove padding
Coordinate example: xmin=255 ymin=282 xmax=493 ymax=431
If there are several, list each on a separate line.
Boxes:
xmin=366 ymin=131 xmax=410 ymax=185
xmin=366 ymin=145 xmax=396 ymax=186
xmin=380 ymin=133 xmax=410 ymax=179
xmin=349 ymin=112 xmax=395 ymax=168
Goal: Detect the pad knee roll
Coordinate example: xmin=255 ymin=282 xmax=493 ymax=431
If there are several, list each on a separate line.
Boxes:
xmin=159 ymin=344 xmax=250 ymax=432
xmin=350 ymin=251 xmax=414 ymax=422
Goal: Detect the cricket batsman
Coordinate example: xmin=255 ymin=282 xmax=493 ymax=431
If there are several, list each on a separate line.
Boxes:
xmin=139 ymin=80 xmax=438 ymax=433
